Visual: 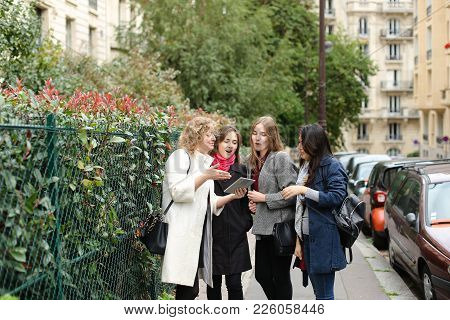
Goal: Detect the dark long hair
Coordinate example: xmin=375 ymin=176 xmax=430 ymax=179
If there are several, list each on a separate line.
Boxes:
xmin=299 ymin=124 xmax=332 ymax=187
xmin=212 ymin=125 xmax=242 ymax=163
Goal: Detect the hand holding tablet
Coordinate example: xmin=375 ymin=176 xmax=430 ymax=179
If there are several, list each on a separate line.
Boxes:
xmin=224 ymin=177 xmax=255 ymax=194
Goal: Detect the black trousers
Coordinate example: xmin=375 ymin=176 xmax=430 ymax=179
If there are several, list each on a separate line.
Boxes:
xmin=255 ymin=236 xmax=293 ymax=300
xmin=206 ymin=273 xmax=243 ymax=300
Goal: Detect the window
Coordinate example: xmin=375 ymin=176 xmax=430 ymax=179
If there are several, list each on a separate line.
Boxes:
xmin=388 ymin=123 xmax=401 ymax=140
xmin=361 ymin=97 xmax=368 ymax=109
xmin=428 ymin=70 xmax=432 ymax=93
xmin=387 ymin=148 xmax=401 ymax=157
xmin=359 ymin=17 xmax=368 ymax=36
xmin=89 ymin=26 xmax=96 ymax=58
xmin=119 ymin=0 xmax=127 ymax=26
xmin=426 ymin=0 xmax=432 ymax=16
xmin=388 ymin=69 xmax=400 ymax=86
xmin=394 ymin=179 xmax=420 ymax=222
xmin=388 ymin=19 xmax=400 ymax=35
xmin=387 ymin=170 xmax=408 ymax=202
xmin=89 ymin=0 xmax=98 ymax=10
xmin=388 ymin=44 xmax=400 ymax=59
xmin=65 ymin=18 xmax=74 ymax=50
xmin=389 ymin=96 xmax=400 ymax=113
xmin=360 ymin=43 xmax=369 ymax=55
xmin=327 ymin=25 xmax=334 ymax=35
xmin=357 ymin=123 xmax=368 ymax=140
xmin=426 ymin=26 xmax=432 ymax=59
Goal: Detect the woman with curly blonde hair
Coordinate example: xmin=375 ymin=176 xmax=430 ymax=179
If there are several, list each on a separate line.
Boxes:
xmin=161 ymin=116 xmax=247 ymax=300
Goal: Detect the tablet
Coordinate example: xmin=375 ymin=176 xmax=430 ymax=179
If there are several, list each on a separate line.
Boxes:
xmin=224 ymin=177 xmax=255 ymax=194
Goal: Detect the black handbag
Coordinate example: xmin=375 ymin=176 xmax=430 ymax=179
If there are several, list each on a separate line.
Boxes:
xmin=333 ymin=194 xmax=365 ymax=263
xmin=272 ymin=219 xmax=296 ymax=256
xmin=137 ymin=151 xmax=191 ymax=255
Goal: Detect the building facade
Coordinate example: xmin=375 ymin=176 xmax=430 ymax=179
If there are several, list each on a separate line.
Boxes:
xmin=33 ymin=0 xmax=136 ymax=62
xmin=319 ymin=0 xmax=420 ymax=156
xmin=414 ymin=0 xmax=450 ymax=159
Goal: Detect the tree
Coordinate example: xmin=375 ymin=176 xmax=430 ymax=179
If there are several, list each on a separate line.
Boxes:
xmin=126 ymin=0 xmax=375 ymax=147
xmin=128 ymin=0 xmax=301 ymax=142
xmin=261 ymin=0 xmax=376 ymax=147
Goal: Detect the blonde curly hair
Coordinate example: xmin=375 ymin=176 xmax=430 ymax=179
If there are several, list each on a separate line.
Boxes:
xmin=178 ymin=116 xmax=217 ymax=154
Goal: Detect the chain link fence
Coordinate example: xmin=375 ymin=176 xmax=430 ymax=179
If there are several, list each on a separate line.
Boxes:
xmin=0 ymin=114 xmax=176 ymax=299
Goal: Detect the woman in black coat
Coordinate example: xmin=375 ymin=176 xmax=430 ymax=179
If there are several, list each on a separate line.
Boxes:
xmin=207 ymin=126 xmax=253 ymax=300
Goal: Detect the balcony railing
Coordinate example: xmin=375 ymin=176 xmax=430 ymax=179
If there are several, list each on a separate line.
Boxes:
xmin=382 ymin=1 xmax=413 ymax=13
xmin=89 ymin=0 xmax=98 ymax=10
xmin=383 ymin=107 xmax=419 ymax=118
xmin=386 ymin=54 xmax=402 ymax=61
xmin=380 ymin=81 xmax=413 ymax=92
xmin=357 ymin=135 xmax=370 ymax=141
xmin=347 ymin=1 xmax=380 ymax=12
xmin=358 ymin=29 xmax=369 ymax=37
xmin=386 ymin=134 xmax=403 ymax=141
xmin=427 ymin=49 xmax=432 ymax=60
xmin=380 ymin=28 xmax=413 ymax=39
xmin=325 ymin=8 xmax=336 ymax=18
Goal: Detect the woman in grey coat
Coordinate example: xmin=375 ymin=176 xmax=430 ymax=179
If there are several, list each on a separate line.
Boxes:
xmin=247 ymin=116 xmax=298 ymax=300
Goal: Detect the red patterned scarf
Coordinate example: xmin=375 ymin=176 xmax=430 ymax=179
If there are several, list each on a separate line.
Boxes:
xmin=212 ymin=152 xmax=236 ymax=172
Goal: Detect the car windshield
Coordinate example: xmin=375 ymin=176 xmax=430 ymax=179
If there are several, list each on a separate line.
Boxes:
xmin=427 ymin=182 xmax=450 ymax=225
xmin=355 ymin=163 xmax=376 ymax=180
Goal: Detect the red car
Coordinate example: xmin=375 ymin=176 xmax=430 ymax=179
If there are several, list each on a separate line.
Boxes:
xmin=385 ymin=162 xmax=450 ymax=299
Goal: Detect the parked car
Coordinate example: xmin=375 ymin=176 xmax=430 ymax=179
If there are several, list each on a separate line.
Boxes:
xmin=361 ymin=158 xmax=424 ymax=248
xmin=337 ymin=153 xmax=364 ymax=172
xmin=335 ymin=151 xmax=357 ymax=160
xmin=385 ymin=161 xmax=450 ymax=299
xmin=346 ymin=154 xmax=391 ymax=178
xmin=348 ymin=161 xmax=378 ymax=197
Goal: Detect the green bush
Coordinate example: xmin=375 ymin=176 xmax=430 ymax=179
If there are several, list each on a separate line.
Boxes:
xmin=0 ymin=81 xmax=176 ymax=299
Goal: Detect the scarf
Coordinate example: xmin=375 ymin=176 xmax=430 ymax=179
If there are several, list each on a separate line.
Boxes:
xmin=212 ymin=152 xmax=236 ymax=172
xmin=295 ymin=162 xmax=309 ymax=237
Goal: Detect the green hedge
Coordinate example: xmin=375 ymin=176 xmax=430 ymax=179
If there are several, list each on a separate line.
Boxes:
xmin=0 ymin=82 xmax=176 ymax=299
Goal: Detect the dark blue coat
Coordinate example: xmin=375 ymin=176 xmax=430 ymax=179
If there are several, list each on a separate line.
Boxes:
xmin=305 ymin=155 xmax=348 ymax=274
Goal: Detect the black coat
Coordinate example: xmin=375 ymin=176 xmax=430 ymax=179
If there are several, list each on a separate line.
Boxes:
xmin=212 ymin=163 xmax=253 ymax=275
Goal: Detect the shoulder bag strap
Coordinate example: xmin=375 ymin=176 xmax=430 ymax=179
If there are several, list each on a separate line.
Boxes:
xmin=162 ymin=150 xmax=191 ymax=215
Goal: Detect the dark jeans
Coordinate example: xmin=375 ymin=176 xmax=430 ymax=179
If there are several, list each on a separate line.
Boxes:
xmin=255 ymin=236 xmax=293 ymax=300
xmin=207 ymin=273 xmax=243 ymax=300
xmin=303 ymin=235 xmax=336 ymax=300
xmin=175 ymin=272 xmax=199 ymax=300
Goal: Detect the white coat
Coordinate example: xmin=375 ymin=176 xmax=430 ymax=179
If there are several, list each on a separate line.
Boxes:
xmin=161 ymin=149 xmax=223 ymax=287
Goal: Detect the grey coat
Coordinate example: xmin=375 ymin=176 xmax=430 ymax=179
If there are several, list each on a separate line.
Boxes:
xmin=248 ymin=151 xmax=298 ymax=235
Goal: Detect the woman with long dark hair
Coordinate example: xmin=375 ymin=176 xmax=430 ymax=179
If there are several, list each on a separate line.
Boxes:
xmin=207 ymin=126 xmax=253 ymax=300
xmin=281 ymin=124 xmax=348 ymax=300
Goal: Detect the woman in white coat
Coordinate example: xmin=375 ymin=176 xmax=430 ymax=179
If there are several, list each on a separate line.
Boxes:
xmin=161 ymin=116 xmax=246 ymax=300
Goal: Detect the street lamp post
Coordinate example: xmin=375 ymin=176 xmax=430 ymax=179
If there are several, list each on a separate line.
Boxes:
xmin=318 ymin=0 xmax=327 ymax=131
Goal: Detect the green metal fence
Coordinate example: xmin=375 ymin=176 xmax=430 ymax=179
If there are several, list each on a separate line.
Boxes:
xmin=0 ymin=115 xmax=175 ymax=299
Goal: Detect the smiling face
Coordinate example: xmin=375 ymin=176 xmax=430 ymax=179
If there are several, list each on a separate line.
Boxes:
xmin=251 ymin=123 xmax=269 ymax=156
xmin=218 ymin=131 xmax=238 ymax=159
xmin=197 ymin=130 xmax=216 ymax=154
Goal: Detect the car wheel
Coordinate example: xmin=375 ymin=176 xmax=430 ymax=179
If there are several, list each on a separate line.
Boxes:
xmin=422 ymin=265 xmax=436 ymax=300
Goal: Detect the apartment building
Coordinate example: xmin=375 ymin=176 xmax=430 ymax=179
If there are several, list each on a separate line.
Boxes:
xmin=33 ymin=0 xmax=136 ymax=62
xmin=414 ymin=0 xmax=450 ymax=159
xmin=319 ymin=0 xmax=420 ymax=156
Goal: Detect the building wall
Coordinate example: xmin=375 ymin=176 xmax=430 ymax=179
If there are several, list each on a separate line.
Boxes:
xmin=318 ymin=0 xmax=420 ymax=156
xmin=415 ymin=0 xmax=450 ymax=159
xmin=33 ymin=0 xmax=134 ymax=62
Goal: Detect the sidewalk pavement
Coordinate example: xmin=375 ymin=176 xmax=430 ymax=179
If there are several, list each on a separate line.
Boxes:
xmin=199 ymin=232 xmax=416 ymax=300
